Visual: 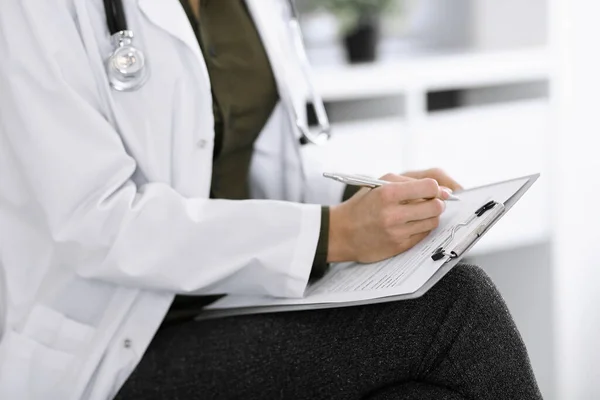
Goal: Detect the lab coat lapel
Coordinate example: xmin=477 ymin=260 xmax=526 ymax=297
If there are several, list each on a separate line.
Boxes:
xmin=244 ymin=0 xmax=286 ymax=89
xmin=245 ymin=0 xmax=306 ymax=203
xmin=137 ymin=0 xmax=210 ymax=83
xmin=245 ymin=0 xmax=311 ymax=126
xmin=245 ymin=0 xmax=298 ymax=118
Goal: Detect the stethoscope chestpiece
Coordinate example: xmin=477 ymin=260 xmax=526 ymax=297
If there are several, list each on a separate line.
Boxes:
xmin=106 ymin=30 xmax=149 ymax=92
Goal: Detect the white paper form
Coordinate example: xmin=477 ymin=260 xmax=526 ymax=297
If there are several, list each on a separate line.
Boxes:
xmin=206 ymin=177 xmax=530 ymax=311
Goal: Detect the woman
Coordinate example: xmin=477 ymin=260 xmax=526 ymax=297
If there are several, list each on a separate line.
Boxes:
xmin=0 ymin=0 xmax=542 ymax=399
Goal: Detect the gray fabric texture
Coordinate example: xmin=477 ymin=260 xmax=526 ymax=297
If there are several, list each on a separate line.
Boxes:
xmin=116 ymin=264 xmax=543 ymax=400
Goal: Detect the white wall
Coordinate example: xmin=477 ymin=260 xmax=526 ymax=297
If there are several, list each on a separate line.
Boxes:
xmin=550 ymin=0 xmax=600 ymax=398
xmin=403 ymin=0 xmax=472 ymax=50
xmin=405 ymin=0 xmax=548 ymax=51
xmin=470 ymin=243 xmax=555 ymax=399
xmin=471 ymin=0 xmax=548 ymax=50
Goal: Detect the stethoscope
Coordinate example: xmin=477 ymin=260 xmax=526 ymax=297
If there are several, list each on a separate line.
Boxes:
xmin=104 ymin=0 xmax=150 ymax=91
xmin=103 ymin=0 xmax=331 ymax=145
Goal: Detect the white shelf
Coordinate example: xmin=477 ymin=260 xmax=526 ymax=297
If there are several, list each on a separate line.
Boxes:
xmin=312 ymin=48 xmax=553 ymax=101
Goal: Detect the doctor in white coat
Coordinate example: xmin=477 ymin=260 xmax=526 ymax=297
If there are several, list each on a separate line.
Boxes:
xmin=0 ymin=0 xmax=543 ymax=399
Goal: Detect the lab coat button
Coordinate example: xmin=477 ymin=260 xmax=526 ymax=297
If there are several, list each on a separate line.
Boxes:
xmin=197 ymin=139 xmax=208 ymax=149
xmin=124 ymin=339 xmax=132 ymax=349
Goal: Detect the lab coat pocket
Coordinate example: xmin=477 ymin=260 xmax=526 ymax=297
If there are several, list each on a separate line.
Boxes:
xmin=0 ymin=330 xmax=74 ymax=399
xmin=22 ymin=304 xmax=95 ymax=353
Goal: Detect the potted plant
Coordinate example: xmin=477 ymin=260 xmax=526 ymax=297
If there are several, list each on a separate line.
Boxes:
xmin=319 ymin=0 xmax=395 ymax=63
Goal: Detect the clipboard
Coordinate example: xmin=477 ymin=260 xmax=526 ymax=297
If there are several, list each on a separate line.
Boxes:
xmin=197 ymin=174 xmax=540 ymax=320
xmin=406 ymin=173 xmax=540 ymax=301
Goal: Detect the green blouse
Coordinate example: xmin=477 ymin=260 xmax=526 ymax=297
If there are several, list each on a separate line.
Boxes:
xmin=165 ymin=0 xmax=329 ymax=323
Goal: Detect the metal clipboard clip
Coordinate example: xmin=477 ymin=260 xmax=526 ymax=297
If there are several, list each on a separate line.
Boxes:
xmin=431 ymin=200 xmax=506 ymax=261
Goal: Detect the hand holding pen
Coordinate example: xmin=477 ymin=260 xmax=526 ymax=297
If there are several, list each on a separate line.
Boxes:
xmin=324 ymin=172 xmax=458 ymax=264
xmin=323 ymin=172 xmax=461 ymax=201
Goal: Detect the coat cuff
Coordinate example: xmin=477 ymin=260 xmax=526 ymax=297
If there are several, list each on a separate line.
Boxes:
xmin=342 ymin=185 xmax=362 ymax=202
xmin=309 ymin=206 xmax=330 ymax=282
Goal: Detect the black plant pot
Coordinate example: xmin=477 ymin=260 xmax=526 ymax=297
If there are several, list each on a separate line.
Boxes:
xmin=343 ymin=17 xmax=380 ymax=64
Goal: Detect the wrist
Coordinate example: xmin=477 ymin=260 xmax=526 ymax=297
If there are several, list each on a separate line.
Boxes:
xmin=327 ymin=204 xmax=355 ymax=263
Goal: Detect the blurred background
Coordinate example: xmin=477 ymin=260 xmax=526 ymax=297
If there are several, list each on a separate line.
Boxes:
xmin=295 ymin=0 xmax=600 ymax=399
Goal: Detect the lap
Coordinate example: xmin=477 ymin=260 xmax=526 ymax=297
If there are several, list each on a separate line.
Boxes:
xmin=116 ymin=265 xmax=541 ymax=400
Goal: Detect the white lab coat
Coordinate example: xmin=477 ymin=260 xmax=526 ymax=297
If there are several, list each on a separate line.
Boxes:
xmin=0 ymin=0 xmax=344 ymax=398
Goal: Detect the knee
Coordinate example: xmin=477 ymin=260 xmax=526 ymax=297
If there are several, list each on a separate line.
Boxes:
xmin=446 ymin=264 xmax=495 ymax=292
xmin=434 ymin=264 xmax=508 ymax=314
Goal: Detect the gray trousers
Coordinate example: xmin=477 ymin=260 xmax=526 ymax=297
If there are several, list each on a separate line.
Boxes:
xmin=116 ymin=265 xmax=543 ymax=400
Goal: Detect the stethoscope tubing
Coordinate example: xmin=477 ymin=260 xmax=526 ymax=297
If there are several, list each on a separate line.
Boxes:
xmin=287 ymin=0 xmax=331 ymax=145
xmin=102 ymin=0 xmax=331 ymax=144
xmin=104 ymin=0 xmax=128 ymax=35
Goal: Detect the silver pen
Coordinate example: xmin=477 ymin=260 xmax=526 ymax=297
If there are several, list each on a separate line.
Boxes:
xmin=323 ymin=172 xmax=461 ymax=201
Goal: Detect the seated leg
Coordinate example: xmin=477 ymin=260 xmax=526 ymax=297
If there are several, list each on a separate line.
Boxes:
xmin=116 ymin=264 xmax=542 ymax=400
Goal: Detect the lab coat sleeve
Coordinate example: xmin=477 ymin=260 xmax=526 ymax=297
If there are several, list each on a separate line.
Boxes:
xmin=0 ymin=2 xmax=320 ymax=298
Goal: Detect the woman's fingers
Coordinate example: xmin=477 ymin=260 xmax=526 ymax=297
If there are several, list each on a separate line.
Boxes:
xmin=405 ymin=231 xmax=431 ymax=248
xmin=402 ymin=168 xmax=463 ymax=192
xmin=398 ymin=199 xmax=445 ymax=223
xmin=332 ymin=173 xmax=449 ymax=264
xmin=375 ymin=179 xmax=440 ymax=204
xmin=405 ymin=216 xmax=440 ymax=235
